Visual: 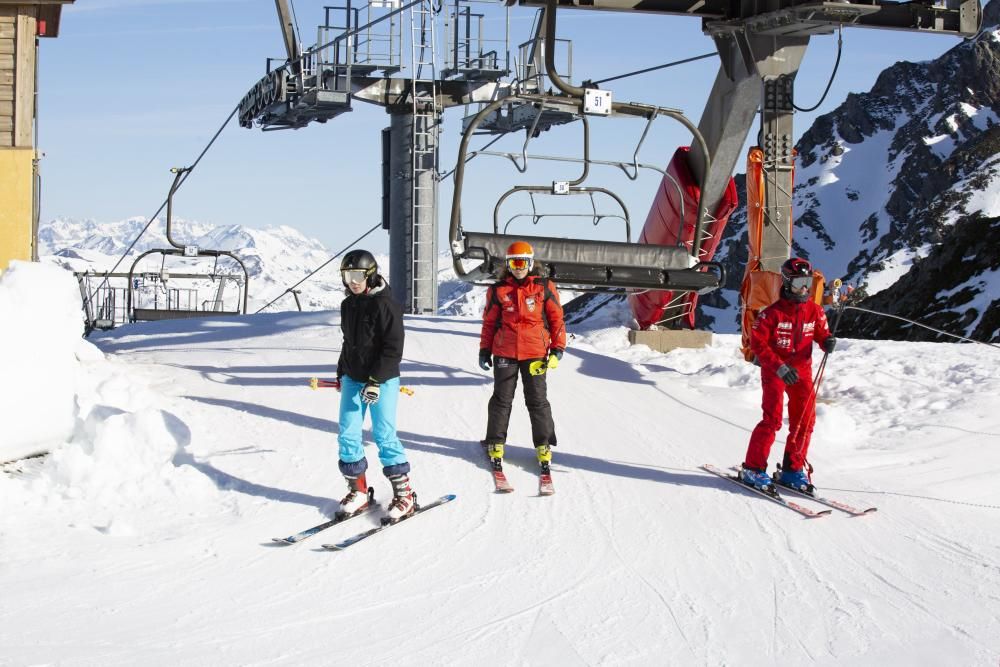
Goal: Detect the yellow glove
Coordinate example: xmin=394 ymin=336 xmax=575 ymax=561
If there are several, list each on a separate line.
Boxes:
xmin=546 ymin=350 xmax=562 ymax=371
xmin=529 ymin=350 xmax=563 ymax=376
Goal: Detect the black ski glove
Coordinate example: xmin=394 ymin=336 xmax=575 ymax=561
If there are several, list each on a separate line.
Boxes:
xmin=361 ymin=379 xmax=381 ymax=405
xmin=479 ymin=349 xmax=493 ymax=371
xmin=822 ymin=337 xmax=837 ymax=354
xmin=776 ymin=364 xmax=800 ymax=386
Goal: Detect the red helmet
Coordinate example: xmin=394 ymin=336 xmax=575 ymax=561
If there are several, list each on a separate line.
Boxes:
xmin=780 ymin=257 xmax=812 ymax=281
xmin=780 ymin=257 xmax=813 ymax=301
xmin=505 ymin=241 xmax=534 ymax=271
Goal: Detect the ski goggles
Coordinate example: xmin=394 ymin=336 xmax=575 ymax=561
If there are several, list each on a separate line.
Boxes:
xmin=788 ymin=276 xmax=812 ymax=291
xmin=507 ymin=257 xmax=533 ymax=271
xmin=341 ymin=268 xmax=371 ymax=284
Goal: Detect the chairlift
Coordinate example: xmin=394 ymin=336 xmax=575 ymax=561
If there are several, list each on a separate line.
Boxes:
xmin=126 ymin=167 xmax=250 ymax=323
xmin=449 ymin=0 xmax=725 ymax=293
xmin=450 ymin=91 xmax=725 ymax=292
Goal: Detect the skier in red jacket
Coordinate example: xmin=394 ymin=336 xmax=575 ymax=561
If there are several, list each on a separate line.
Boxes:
xmin=479 ymin=241 xmax=567 ymax=476
xmin=741 ymin=257 xmax=836 ymax=493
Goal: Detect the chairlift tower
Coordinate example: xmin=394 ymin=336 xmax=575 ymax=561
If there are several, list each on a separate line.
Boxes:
xmin=241 ymin=0 xmax=512 ymax=314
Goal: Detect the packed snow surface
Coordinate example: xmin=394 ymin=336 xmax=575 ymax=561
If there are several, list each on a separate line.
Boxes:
xmin=2 ymin=264 xmax=999 ymax=666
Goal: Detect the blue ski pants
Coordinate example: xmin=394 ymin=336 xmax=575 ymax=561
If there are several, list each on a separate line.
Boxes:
xmin=338 ymin=376 xmax=409 ymax=476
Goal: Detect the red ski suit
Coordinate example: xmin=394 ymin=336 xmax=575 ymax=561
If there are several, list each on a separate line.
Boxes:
xmin=743 ymin=295 xmax=832 ymax=472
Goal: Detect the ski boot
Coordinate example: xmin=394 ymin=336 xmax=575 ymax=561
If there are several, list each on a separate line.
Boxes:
xmin=776 ymin=465 xmax=814 ymax=494
xmin=535 ymin=444 xmax=552 ymax=475
xmin=486 ymin=442 xmax=505 ymax=472
xmin=740 ymin=466 xmax=774 ymax=493
xmin=384 ymin=474 xmax=417 ymax=524
xmin=338 ymin=473 xmax=372 ymax=518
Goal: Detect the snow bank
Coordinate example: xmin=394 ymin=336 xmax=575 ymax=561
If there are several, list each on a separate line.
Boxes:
xmin=0 ymin=261 xmax=91 ymax=461
xmin=0 ymin=262 xmax=223 ymax=535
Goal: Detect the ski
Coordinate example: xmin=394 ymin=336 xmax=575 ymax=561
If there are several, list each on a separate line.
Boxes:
xmin=701 ymin=464 xmax=831 ymax=518
xmin=481 ymin=441 xmax=513 ymax=493
xmin=271 ymin=488 xmax=376 ymax=544
xmin=763 ymin=466 xmax=878 ymax=516
xmin=538 ymin=469 xmax=554 ymax=496
xmin=321 ymin=494 xmax=457 ymax=551
xmin=493 ymin=468 xmax=514 ymax=493
xmin=774 ymin=484 xmax=877 ymax=516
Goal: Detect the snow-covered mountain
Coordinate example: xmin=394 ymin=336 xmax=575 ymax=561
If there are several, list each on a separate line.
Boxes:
xmin=706 ymin=1 xmax=1000 ymax=343
xmin=40 ymin=218 xmax=591 ymax=324
xmin=41 ymin=217 xmax=371 ymax=313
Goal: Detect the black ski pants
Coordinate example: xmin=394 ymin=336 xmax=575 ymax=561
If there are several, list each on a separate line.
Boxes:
xmin=484 ymin=356 xmax=557 ymax=447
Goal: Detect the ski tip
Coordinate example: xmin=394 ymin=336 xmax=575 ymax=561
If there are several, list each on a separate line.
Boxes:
xmin=272 ymin=537 xmax=295 ymax=545
xmin=320 ymin=544 xmax=344 ymax=551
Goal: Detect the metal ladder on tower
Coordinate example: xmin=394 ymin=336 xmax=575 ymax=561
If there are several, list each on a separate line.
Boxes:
xmin=408 ymin=0 xmax=440 ymax=314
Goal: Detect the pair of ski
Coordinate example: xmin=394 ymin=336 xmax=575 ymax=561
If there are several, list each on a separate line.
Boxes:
xmin=272 ymin=488 xmax=457 ymax=550
xmin=701 ymin=464 xmax=877 ymax=518
xmin=481 ymin=441 xmax=553 ymax=496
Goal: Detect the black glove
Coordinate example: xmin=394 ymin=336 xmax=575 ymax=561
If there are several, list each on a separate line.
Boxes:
xmin=550 ymin=348 xmax=564 ymax=361
xmin=822 ymin=337 xmax=837 ymax=354
xmin=361 ymin=380 xmax=380 ymax=405
xmin=479 ymin=349 xmax=493 ymax=371
xmin=776 ymin=364 xmax=800 ymax=386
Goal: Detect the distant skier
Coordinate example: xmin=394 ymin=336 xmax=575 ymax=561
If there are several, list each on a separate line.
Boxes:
xmin=740 ymin=257 xmax=836 ymax=493
xmin=479 ymin=240 xmax=567 ymax=477
xmin=334 ymin=249 xmax=416 ymax=522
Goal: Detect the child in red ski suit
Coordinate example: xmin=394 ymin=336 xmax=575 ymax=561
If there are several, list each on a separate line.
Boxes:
xmin=742 ymin=258 xmax=836 ymax=491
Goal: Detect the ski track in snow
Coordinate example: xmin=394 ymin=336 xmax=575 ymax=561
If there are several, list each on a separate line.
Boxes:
xmin=2 ymin=310 xmax=1000 ymax=665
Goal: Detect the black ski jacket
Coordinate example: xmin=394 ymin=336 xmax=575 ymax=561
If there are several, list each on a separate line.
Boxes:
xmin=337 ymin=279 xmax=404 ymax=383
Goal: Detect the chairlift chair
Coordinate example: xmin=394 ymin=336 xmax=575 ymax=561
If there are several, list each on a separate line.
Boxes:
xmin=126 ymin=168 xmax=251 ymax=323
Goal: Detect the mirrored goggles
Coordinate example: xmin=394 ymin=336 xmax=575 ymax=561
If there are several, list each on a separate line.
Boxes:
xmin=342 ymin=269 xmax=369 ymax=284
xmin=789 ymin=276 xmax=812 ymax=291
xmin=507 ymin=257 xmax=533 ymax=271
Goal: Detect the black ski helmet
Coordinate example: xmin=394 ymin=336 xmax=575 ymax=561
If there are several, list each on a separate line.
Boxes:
xmin=341 ymin=249 xmax=379 ymax=288
xmin=780 ymin=257 xmax=813 ymax=302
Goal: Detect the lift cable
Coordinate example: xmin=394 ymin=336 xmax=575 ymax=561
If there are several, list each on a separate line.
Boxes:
xmin=792 ymin=25 xmax=843 ymax=112
xmin=589 ymin=52 xmax=716 ymax=87
xmin=289 ymin=0 xmax=303 ymax=45
xmin=844 ymin=304 xmax=1000 ymax=350
xmin=254 ymin=222 xmax=383 ymax=314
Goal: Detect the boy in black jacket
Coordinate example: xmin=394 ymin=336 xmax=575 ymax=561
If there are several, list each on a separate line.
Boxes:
xmin=334 ymin=249 xmax=415 ymax=522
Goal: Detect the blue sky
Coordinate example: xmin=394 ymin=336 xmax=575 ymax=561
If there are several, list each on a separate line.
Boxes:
xmin=38 ymin=0 xmax=966 ymax=254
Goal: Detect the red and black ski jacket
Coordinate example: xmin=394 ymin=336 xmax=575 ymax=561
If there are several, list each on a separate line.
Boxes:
xmin=480 ymin=272 xmax=566 ymax=360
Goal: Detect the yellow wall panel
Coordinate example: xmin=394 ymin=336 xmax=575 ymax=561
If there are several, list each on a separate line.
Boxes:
xmin=0 ymin=148 xmax=34 ymax=270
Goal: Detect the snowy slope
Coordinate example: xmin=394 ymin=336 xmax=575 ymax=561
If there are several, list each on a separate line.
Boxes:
xmin=2 ymin=264 xmax=999 ymax=665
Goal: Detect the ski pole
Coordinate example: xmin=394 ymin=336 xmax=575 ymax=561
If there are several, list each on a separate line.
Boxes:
xmin=790 ymin=279 xmax=848 ymax=479
xmin=308 ymin=377 xmax=414 ymax=395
